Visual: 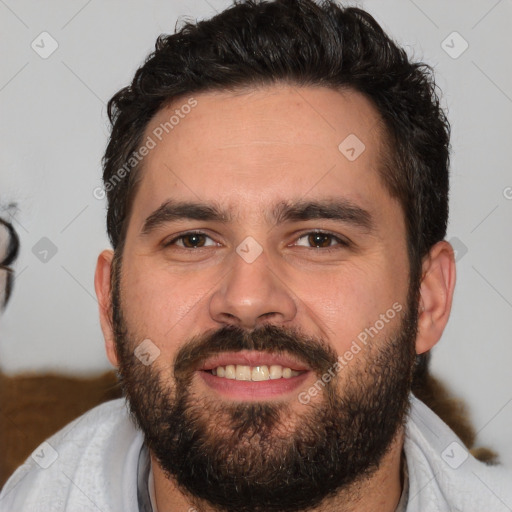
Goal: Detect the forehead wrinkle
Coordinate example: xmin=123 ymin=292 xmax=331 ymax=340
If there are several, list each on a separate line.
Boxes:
xmin=139 ymin=195 xmax=376 ymax=238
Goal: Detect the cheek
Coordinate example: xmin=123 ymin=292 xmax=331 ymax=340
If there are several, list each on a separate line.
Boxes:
xmin=294 ymin=259 xmax=408 ymax=352
xmin=120 ymin=258 xmax=217 ymax=346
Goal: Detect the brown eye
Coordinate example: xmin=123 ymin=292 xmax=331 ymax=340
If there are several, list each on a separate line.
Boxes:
xmin=293 ymin=231 xmax=350 ymax=251
xmin=165 ymin=232 xmax=217 ymax=249
xmin=307 ymin=233 xmax=333 ymax=248
xmin=181 ymin=233 xmax=207 ymax=248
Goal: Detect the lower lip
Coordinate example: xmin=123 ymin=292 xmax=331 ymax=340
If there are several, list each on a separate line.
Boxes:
xmin=198 ymin=370 xmax=311 ymax=400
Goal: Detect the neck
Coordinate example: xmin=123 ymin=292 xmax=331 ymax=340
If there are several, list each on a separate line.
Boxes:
xmin=150 ymin=426 xmax=405 ymax=512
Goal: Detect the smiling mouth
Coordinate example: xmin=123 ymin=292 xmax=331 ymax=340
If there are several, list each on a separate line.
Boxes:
xmin=197 ymin=351 xmax=311 ymax=399
xmin=207 ymin=364 xmax=303 ymax=381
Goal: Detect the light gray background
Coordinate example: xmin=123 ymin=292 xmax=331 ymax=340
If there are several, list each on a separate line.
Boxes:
xmin=1 ymin=0 xmax=511 ymax=465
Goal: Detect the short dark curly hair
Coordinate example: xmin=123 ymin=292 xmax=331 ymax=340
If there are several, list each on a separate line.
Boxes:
xmin=102 ymin=0 xmax=450 ymax=292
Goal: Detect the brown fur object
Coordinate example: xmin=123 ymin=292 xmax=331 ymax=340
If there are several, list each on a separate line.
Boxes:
xmin=0 ymin=370 xmax=122 ymax=488
xmin=413 ymin=372 xmax=498 ymax=464
xmin=0 ymin=369 xmax=498 ymax=489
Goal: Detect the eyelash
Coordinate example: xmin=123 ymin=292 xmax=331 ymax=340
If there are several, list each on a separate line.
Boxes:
xmin=163 ymin=230 xmax=350 ymax=252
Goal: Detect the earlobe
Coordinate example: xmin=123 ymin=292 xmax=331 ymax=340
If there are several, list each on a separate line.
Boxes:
xmin=94 ymin=249 xmax=118 ymax=367
xmin=415 ymin=241 xmax=456 ymax=355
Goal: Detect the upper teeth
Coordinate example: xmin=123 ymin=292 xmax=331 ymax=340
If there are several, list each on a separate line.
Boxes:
xmin=211 ymin=365 xmax=301 ymax=381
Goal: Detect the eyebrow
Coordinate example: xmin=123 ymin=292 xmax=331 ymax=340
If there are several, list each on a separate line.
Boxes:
xmin=141 ymin=200 xmax=230 ymax=236
xmin=140 ymin=198 xmax=374 ymax=236
xmin=271 ymin=199 xmax=374 ymax=232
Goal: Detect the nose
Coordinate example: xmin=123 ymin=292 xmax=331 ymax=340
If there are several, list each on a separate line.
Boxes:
xmin=209 ymin=248 xmax=298 ymax=330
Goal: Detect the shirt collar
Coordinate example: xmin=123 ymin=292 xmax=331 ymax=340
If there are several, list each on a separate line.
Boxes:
xmin=137 ymin=442 xmax=154 ymax=512
xmin=395 ymin=450 xmax=410 ymax=512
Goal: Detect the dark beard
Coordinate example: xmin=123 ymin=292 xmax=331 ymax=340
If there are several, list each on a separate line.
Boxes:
xmin=111 ymin=266 xmax=417 ymax=512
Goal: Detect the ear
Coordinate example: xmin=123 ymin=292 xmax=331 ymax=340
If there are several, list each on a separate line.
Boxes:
xmin=94 ymin=249 xmax=118 ymax=367
xmin=415 ymin=240 xmax=456 ymax=355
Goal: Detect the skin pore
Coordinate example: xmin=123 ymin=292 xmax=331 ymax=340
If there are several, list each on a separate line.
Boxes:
xmin=95 ymin=85 xmax=456 ymax=512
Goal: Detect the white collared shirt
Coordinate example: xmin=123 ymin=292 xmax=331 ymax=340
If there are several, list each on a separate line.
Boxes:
xmin=1 ymin=394 xmax=511 ymax=511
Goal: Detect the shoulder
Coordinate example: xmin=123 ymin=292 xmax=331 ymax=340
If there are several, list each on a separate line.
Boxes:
xmin=404 ymin=394 xmax=512 ymax=512
xmin=0 ymin=398 xmax=143 ymax=512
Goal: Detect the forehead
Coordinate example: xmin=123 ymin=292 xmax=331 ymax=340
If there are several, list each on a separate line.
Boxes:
xmin=131 ymin=84 xmax=389 ymax=222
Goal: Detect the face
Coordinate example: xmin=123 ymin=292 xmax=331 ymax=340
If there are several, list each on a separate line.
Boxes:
xmin=109 ymin=85 xmax=417 ymax=511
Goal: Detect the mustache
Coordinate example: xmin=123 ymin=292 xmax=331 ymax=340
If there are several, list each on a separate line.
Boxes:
xmin=173 ymin=324 xmax=338 ymax=384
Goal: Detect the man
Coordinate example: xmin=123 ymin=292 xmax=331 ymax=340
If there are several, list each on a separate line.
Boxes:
xmin=1 ymin=0 xmax=511 ymax=510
